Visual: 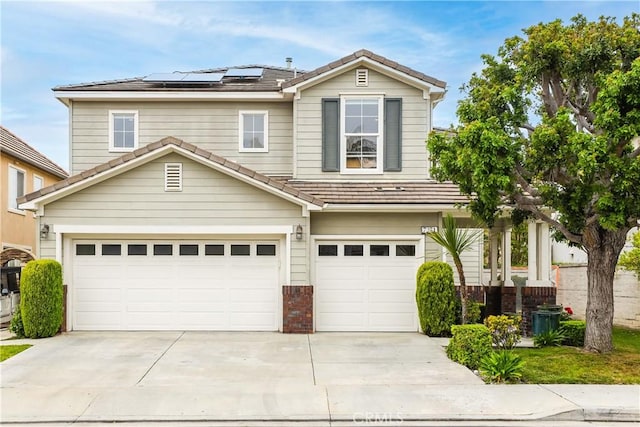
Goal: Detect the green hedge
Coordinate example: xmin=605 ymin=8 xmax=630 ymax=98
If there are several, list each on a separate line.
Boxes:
xmin=415 ymin=261 xmax=457 ymax=336
xmin=559 ymin=320 xmax=586 ymax=347
xmin=446 ymin=324 xmax=492 ymax=370
xmin=20 ymin=259 xmax=63 ymax=338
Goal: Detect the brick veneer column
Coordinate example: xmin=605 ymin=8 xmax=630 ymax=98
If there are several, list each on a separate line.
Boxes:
xmin=282 ymin=285 xmax=313 ymax=334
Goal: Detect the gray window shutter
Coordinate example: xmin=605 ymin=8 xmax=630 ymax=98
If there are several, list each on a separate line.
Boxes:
xmin=322 ymin=98 xmax=340 ymax=172
xmin=384 ymin=98 xmax=402 ymax=171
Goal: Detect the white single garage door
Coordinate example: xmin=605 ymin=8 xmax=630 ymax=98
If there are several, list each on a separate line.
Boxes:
xmin=72 ymin=240 xmax=280 ymax=331
xmin=314 ymin=240 xmax=420 ymax=331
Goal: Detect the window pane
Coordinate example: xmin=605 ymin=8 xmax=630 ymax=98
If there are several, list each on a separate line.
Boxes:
xmin=362 ymin=117 xmax=378 ymax=133
xmin=154 ymin=244 xmax=173 ymax=255
xmin=231 ymin=244 xmax=250 ymax=256
xmin=128 ymin=244 xmax=147 ymax=255
xmin=344 ymin=245 xmax=363 ymax=256
xmin=345 ymin=101 xmax=361 ymax=116
xmin=123 ymin=132 xmax=134 ymax=148
xmin=256 ymin=244 xmax=276 ymax=256
xmin=345 ymin=116 xmax=361 ymax=134
xmin=114 ymin=132 xmax=125 ymax=148
xmin=34 ymin=176 xmax=43 ymax=191
xmin=114 ymin=116 xmax=124 ymax=131
xmin=396 ymin=245 xmax=416 ymax=257
xmin=76 ymin=244 xmax=95 ymax=256
xmin=362 ymin=100 xmax=378 ymax=116
xmin=251 ymin=114 xmax=264 ymax=132
xmin=205 ymin=244 xmax=224 ymax=256
xmin=123 ymin=116 xmax=135 ymax=131
xmin=102 ymin=244 xmax=121 ymax=256
xmin=16 ymin=170 xmax=25 ymax=197
xmin=179 ymin=244 xmax=198 ymax=256
xmin=370 ymin=245 xmax=389 ymax=256
xmin=318 ymin=245 xmax=338 ymax=256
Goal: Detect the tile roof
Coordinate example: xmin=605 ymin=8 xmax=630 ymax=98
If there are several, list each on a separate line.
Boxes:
xmin=53 ymin=66 xmax=303 ymax=93
xmin=0 ymin=126 xmax=68 ymax=179
xmin=17 ymin=137 xmax=325 ymax=208
xmin=283 ymin=180 xmax=469 ymax=205
xmin=281 ymin=49 xmax=447 ymax=90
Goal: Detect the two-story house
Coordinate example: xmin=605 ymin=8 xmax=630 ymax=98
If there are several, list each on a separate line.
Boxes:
xmin=19 ymin=49 xmax=492 ymax=333
xmin=1 ymin=126 xmax=68 ymax=261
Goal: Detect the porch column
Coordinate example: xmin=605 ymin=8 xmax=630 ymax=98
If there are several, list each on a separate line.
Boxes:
xmin=539 ymin=222 xmax=551 ymax=283
xmin=527 ymin=221 xmax=538 ymax=285
xmin=490 ymin=229 xmax=500 ymax=286
xmin=502 ymin=226 xmax=513 ymax=287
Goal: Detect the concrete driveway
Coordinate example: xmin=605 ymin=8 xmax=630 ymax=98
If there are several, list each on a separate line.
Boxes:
xmin=1 ymin=331 xmax=481 ymax=389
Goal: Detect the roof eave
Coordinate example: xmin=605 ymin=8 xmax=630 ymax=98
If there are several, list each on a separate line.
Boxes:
xmin=53 ymin=90 xmax=291 ymax=103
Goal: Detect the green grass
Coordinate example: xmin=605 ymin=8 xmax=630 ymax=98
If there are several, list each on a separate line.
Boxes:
xmin=0 ymin=344 xmax=32 ymax=362
xmin=514 ymin=326 xmax=640 ymax=384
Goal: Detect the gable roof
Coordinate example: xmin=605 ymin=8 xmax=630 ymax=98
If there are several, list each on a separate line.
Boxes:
xmin=281 ymin=49 xmax=446 ymax=91
xmin=18 ymin=137 xmax=324 ymax=210
xmin=0 ymin=126 xmax=68 ymax=179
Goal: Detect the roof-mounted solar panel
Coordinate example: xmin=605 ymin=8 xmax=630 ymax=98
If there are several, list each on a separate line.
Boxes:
xmin=142 ymin=72 xmax=224 ymax=83
xmin=181 ymin=73 xmax=224 ymax=82
xmin=224 ymin=68 xmax=264 ymax=78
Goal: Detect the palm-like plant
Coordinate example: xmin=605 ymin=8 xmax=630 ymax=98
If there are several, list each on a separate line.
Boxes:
xmin=427 ymin=214 xmax=482 ymax=324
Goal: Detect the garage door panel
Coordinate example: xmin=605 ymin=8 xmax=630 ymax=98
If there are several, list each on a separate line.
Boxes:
xmin=73 ymin=239 xmax=279 ymax=331
xmin=315 ymin=240 xmax=419 ymax=332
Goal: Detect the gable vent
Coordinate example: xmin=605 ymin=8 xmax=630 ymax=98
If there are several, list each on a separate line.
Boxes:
xmin=164 ymin=163 xmax=182 ymax=192
xmin=355 ymin=68 xmax=369 ymax=87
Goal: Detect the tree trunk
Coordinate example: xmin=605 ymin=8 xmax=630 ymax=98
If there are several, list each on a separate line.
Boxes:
xmin=454 ymin=257 xmax=468 ymax=324
xmin=583 ymin=225 xmax=629 ymax=353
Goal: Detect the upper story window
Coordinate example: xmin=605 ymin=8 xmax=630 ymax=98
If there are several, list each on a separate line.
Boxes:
xmin=341 ymin=96 xmax=383 ymax=174
xmin=33 ymin=175 xmax=43 ymax=192
xmin=239 ymin=111 xmax=268 ymax=152
xmin=322 ymin=97 xmax=402 ymax=174
xmin=8 ymin=165 xmax=26 ymax=213
xmin=109 ymin=110 xmax=138 ymax=152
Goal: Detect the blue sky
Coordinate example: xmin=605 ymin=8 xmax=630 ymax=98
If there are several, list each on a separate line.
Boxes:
xmin=1 ymin=0 xmax=638 ymax=171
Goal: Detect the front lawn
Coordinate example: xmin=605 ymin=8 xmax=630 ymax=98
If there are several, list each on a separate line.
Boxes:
xmin=514 ymin=326 xmax=640 ymax=384
xmin=0 ymin=344 xmax=32 ymax=362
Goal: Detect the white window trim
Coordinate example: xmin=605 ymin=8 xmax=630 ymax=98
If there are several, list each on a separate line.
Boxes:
xmin=108 ymin=110 xmax=139 ymax=152
xmin=340 ymin=95 xmax=384 ymax=175
xmin=33 ymin=174 xmax=44 ymax=191
xmin=238 ymin=110 xmax=269 ymax=153
xmin=8 ymin=164 xmax=26 ymax=215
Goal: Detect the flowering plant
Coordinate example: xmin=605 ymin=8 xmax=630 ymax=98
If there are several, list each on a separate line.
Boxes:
xmin=561 ymin=306 xmax=573 ymax=321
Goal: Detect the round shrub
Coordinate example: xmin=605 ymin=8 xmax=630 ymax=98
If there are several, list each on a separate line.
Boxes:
xmin=446 ymin=324 xmax=492 ymax=370
xmin=415 ymin=261 xmax=457 ymax=336
xmin=559 ymin=320 xmax=586 ymax=347
xmin=20 ymin=259 xmax=63 ymax=338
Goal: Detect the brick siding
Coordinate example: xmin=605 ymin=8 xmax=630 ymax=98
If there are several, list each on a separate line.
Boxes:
xmin=282 ymin=285 xmax=313 ymax=334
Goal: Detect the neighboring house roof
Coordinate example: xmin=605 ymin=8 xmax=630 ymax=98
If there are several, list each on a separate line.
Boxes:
xmin=284 ymin=180 xmax=469 ymax=205
xmin=18 ymin=137 xmax=325 ymax=210
xmin=53 ymin=65 xmax=302 ymax=93
xmin=0 ymin=126 xmax=68 ymax=179
xmin=281 ymin=49 xmax=446 ymax=90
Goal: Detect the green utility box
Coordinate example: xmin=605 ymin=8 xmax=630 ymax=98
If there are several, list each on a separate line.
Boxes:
xmin=532 ymin=310 xmax=561 ymax=335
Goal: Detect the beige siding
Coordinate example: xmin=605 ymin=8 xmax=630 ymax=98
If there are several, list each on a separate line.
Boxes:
xmin=42 ymin=153 xmax=308 ymax=284
xmin=295 ymin=67 xmax=431 ymax=180
xmin=71 ymin=102 xmax=293 ymax=176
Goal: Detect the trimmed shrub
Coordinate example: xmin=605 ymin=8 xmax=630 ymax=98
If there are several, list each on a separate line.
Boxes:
xmin=484 ymin=315 xmax=522 ymax=350
xmin=20 ymin=259 xmax=63 ymax=338
xmin=479 ymin=350 xmax=525 ymax=383
xmin=466 ymin=301 xmax=482 ymax=324
xmin=446 ymin=324 xmax=492 ymax=370
xmin=559 ymin=320 xmax=586 ymax=347
xmin=9 ymin=308 xmax=26 ymax=338
xmin=416 ymin=261 xmax=457 ymax=336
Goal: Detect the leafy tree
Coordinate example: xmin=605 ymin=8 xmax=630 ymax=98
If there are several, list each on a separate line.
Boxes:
xmin=619 ymin=231 xmax=640 ymax=278
xmin=427 ymin=214 xmax=482 ymax=324
xmin=428 ymin=14 xmax=640 ymax=353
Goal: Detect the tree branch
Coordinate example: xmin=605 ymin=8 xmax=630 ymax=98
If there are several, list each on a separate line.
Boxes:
xmin=511 ymin=196 xmax=583 ymax=244
xmin=629 ymin=145 xmax=640 ymax=159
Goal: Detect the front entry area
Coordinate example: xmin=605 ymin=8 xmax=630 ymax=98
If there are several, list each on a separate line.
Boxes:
xmin=314 ymin=240 xmax=421 ymax=331
xmin=71 ymin=239 xmax=280 ymax=331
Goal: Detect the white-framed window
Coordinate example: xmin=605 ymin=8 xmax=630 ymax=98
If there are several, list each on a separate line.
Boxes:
xmin=8 ymin=165 xmax=26 ymax=214
xmin=340 ymin=96 xmax=383 ymax=174
xmin=239 ymin=111 xmax=268 ymax=152
xmin=33 ymin=175 xmax=44 ymax=192
xmin=109 ymin=110 xmax=138 ymax=152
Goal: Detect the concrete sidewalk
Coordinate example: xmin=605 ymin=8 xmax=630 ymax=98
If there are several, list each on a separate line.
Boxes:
xmin=1 ymin=331 xmax=638 ymax=425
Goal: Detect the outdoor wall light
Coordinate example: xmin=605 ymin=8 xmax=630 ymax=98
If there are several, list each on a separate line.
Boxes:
xmin=295 ymin=224 xmax=303 ymax=241
xmin=40 ymin=224 xmax=50 ymax=239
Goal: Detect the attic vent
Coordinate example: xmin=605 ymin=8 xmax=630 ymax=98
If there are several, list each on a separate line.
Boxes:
xmin=164 ymin=163 xmax=182 ymax=192
xmin=355 ymin=68 xmax=369 ymax=87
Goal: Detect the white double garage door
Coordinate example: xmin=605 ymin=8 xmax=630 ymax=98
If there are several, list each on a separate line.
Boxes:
xmin=71 ymin=238 xmax=420 ymax=331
